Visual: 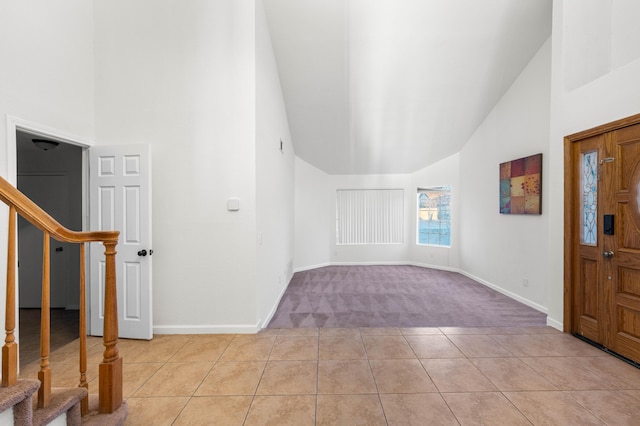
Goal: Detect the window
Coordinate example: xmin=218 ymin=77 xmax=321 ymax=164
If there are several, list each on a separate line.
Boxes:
xmin=336 ymin=189 xmax=404 ymax=245
xmin=417 ymin=186 xmax=451 ymax=246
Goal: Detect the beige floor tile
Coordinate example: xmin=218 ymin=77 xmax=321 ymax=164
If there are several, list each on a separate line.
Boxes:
xmin=475 ymin=327 xmax=525 ymax=334
xmin=133 ymin=362 xmax=212 ymax=397
xmin=316 ymin=394 xmax=386 ymax=426
xmin=581 ymin=355 xmax=640 ymax=389
xmin=124 ymin=397 xmax=189 ymax=425
xmin=400 ymin=327 xmax=442 ymax=335
xmin=317 ymin=360 xmax=377 ymax=394
xmin=535 ymin=334 xmax=605 ymax=357
xmin=443 ymin=392 xmax=532 ymax=426
xmin=319 ymin=335 xmax=366 ymax=360
xmin=173 ymin=396 xmax=252 ymax=426
xmin=568 ymin=390 xmax=640 ymax=425
xmin=504 ymin=391 xmax=604 ymax=425
xmin=522 ymin=357 xmax=618 ymax=390
xmin=370 ymin=359 xmax=437 ymax=393
xmin=169 ymin=335 xmax=233 ymax=362
xmin=362 ymin=335 xmax=415 ymax=359
xmin=269 ymin=336 xmax=318 ymax=360
xmin=471 ymin=357 xmax=556 ymax=391
xmin=520 ymin=326 xmax=562 ymax=334
xmin=244 ymin=395 xmax=315 ymax=426
xmin=380 ymin=393 xmax=458 ymax=426
xmin=625 ymin=389 xmax=640 ymax=400
xmin=421 ymin=358 xmax=497 ymax=393
xmin=195 ymin=361 xmax=266 ymax=396
xmin=219 ymin=336 xmax=276 ymax=361
xmin=123 ymin=335 xmax=192 ymax=363
xmin=256 ymin=360 xmax=317 ymax=395
xmin=122 ymin=362 xmax=163 ymax=397
xmin=491 ymin=334 xmax=563 ymax=357
xmin=257 ymin=329 xmax=280 ymax=337
xmin=23 ymin=362 xmax=99 ymax=388
xmin=360 ymin=327 xmax=402 ymax=335
xmin=447 ymin=334 xmax=513 ymax=358
xmin=439 ymin=327 xmax=487 ymax=335
xmin=276 ymin=328 xmax=319 ymax=337
xmin=319 ymin=328 xmax=361 ymax=337
xmin=405 ymin=335 xmax=464 ymax=358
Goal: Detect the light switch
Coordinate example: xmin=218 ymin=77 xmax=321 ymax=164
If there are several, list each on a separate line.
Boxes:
xmin=227 ymin=198 xmax=240 ymax=211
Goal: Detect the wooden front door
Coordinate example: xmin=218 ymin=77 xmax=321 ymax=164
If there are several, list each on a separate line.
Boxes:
xmin=566 ymin=116 xmax=640 ymax=363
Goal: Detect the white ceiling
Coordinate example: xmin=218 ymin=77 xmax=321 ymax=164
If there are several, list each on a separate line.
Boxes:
xmin=263 ymin=0 xmax=552 ymax=174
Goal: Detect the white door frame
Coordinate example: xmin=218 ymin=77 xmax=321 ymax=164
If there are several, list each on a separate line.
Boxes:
xmin=5 ymin=115 xmax=92 ymax=356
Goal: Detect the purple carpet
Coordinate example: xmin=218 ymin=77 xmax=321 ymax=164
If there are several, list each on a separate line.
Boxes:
xmin=267 ymin=265 xmax=547 ymax=328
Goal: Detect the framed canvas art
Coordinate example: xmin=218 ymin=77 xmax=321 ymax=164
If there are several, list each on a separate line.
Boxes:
xmin=499 ymin=153 xmax=542 ymax=214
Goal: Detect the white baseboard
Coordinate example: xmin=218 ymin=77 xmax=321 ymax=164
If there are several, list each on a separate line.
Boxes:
xmin=293 ymin=262 xmax=330 ymax=273
xmin=546 ymin=316 xmax=563 ymax=331
xmin=153 ymin=323 xmax=260 ymax=335
xmin=458 ymin=270 xmax=548 ymax=315
xmin=330 ymin=261 xmax=408 ymax=266
xmin=408 ymin=261 xmax=459 ymax=273
xmin=259 ymin=279 xmax=291 ymax=330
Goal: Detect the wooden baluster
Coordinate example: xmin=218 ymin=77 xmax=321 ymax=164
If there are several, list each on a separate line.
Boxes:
xmin=79 ymin=243 xmax=88 ymax=415
xmin=99 ymin=240 xmax=122 ymax=414
xmin=2 ymin=205 xmax=17 ymax=387
xmin=38 ymin=232 xmax=51 ymax=408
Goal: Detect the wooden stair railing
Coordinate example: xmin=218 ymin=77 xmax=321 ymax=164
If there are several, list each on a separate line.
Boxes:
xmin=0 ymin=176 xmax=123 ymax=415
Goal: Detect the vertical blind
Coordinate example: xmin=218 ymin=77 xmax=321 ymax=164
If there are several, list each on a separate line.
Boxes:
xmin=336 ymin=189 xmax=404 ymax=245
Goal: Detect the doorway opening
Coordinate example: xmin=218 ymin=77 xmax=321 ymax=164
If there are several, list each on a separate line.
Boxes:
xmin=16 ymin=129 xmax=84 ymax=366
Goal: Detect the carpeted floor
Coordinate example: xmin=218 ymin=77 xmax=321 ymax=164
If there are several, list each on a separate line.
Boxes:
xmin=267 ymin=265 xmax=547 ymax=328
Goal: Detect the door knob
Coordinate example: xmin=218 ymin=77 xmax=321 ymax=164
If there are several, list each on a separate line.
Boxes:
xmin=602 ymin=250 xmax=614 ymax=258
xmin=137 ymin=249 xmax=147 ymax=257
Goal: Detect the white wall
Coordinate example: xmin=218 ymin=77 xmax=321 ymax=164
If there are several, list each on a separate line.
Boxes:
xmin=410 ymin=153 xmax=461 ymax=270
xmin=458 ymin=38 xmax=551 ymax=314
xmin=0 ymin=0 xmax=95 ymax=365
xmin=94 ymin=0 xmax=259 ymax=332
xmin=294 ymin=158 xmax=331 ymax=271
xmin=294 ymin=163 xmax=417 ymax=269
xmin=294 ymin=156 xmax=462 ymax=272
xmin=329 ymin=174 xmax=413 ymax=264
xmin=547 ymin=0 xmax=640 ymax=328
xmin=256 ymin=0 xmax=295 ymax=328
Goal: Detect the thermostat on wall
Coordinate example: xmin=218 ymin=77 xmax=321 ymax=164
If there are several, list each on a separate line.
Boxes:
xmin=227 ymin=198 xmax=240 ymax=211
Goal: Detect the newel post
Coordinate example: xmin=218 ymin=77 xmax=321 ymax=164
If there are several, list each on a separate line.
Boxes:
xmin=99 ymin=240 xmax=122 ymax=413
xmin=2 ymin=206 xmax=17 ymax=387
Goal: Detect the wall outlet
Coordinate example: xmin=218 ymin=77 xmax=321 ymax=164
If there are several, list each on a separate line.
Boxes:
xmin=522 ymin=278 xmax=529 ymax=287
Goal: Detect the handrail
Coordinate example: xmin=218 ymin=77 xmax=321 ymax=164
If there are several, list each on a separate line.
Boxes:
xmin=0 ymin=175 xmax=123 ymax=415
xmin=0 ymin=176 xmax=118 ymax=244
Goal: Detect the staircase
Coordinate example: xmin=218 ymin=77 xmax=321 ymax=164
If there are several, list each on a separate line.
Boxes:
xmin=0 ymin=176 xmax=128 ymax=424
xmin=0 ymin=379 xmax=128 ymax=425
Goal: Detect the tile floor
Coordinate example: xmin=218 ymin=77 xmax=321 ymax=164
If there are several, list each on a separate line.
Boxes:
xmin=18 ymin=326 xmax=640 ymax=425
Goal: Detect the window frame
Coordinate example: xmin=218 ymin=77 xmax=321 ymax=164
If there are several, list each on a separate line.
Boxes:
xmin=416 ymin=186 xmax=452 ymax=247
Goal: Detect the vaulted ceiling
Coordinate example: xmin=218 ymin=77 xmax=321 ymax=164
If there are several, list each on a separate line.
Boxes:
xmin=263 ymin=0 xmax=552 ymax=174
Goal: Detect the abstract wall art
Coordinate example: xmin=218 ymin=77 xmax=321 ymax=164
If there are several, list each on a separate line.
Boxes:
xmin=499 ymin=153 xmax=542 ymax=215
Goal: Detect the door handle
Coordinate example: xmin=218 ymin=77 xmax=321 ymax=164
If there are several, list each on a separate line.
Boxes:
xmin=602 ymin=250 xmax=614 ymax=258
xmin=138 ymin=249 xmax=147 ymax=257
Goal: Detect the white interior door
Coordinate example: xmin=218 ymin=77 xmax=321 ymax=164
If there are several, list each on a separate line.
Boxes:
xmin=89 ymin=144 xmax=152 ymax=340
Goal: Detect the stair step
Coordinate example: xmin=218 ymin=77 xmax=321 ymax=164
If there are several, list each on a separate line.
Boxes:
xmin=81 ymin=395 xmax=127 ymax=426
xmin=32 ymin=387 xmax=87 ymax=426
xmin=0 ymin=379 xmax=40 ymax=425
